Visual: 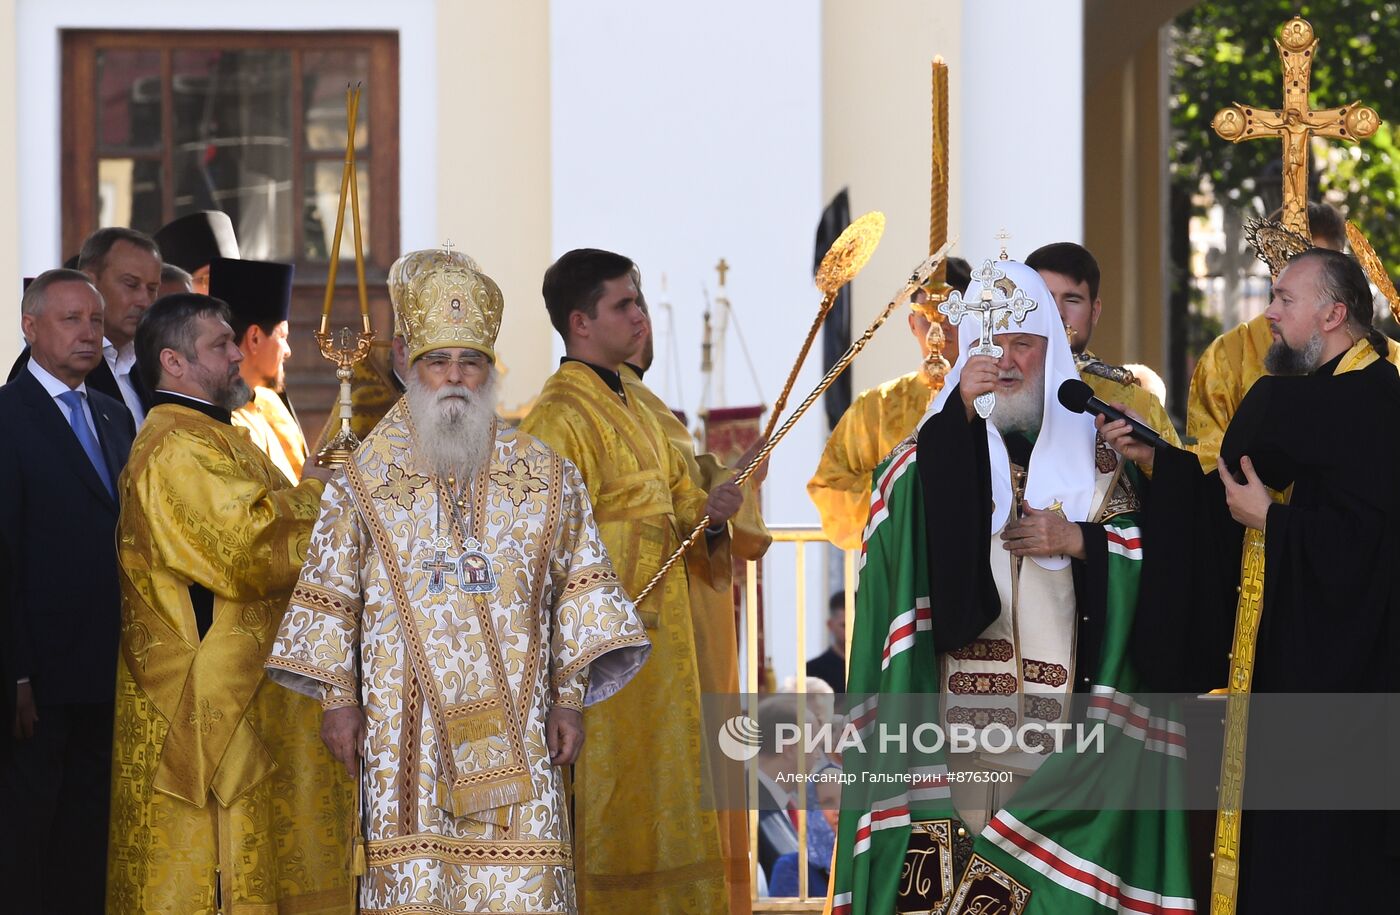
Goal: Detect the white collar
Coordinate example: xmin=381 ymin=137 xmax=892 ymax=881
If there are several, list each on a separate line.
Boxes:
xmin=103 ymin=337 xmax=137 ymax=371
xmin=27 ymin=358 xmax=88 ymax=401
xmin=155 ymin=388 xmax=217 ymax=408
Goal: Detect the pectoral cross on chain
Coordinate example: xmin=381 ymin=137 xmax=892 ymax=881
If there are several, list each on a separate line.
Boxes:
xmin=421 ymin=542 xmax=460 ymax=594
xmin=939 ymin=259 xmax=1036 ymax=419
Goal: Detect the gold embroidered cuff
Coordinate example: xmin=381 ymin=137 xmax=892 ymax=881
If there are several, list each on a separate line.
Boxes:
xmin=320 ymin=683 xmax=358 ymax=710
xmin=555 ymin=669 xmax=589 ymax=710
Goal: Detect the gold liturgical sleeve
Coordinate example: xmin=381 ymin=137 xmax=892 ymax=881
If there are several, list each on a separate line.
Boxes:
xmin=808 ymin=371 xmax=933 ymax=550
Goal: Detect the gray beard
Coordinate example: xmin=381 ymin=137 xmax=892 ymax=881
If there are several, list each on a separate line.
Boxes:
xmin=1263 ymin=331 xmax=1325 ymax=375
xmin=406 ymin=370 xmax=498 ymax=480
xmin=989 ymin=368 xmax=1045 ymax=437
xmin=220 ymin=377 xmax=253 ymax=412
xmin=196 ymin=361 xmax=252 ymax=412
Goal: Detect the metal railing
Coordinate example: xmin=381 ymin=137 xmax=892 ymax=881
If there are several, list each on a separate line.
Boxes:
xmin=745 ymin=524 xmax=858 ymax=913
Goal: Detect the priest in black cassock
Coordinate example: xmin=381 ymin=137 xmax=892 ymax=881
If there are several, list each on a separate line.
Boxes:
xmin=1101 ymin=247 xmax=1400 ymax=914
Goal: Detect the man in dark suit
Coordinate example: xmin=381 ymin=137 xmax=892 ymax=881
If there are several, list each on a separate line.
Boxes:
xmin=806 ymin=592 xmax=848 ymax=693
xmin=0 ymin=268 xmax=135 ymax=913
xmin=8 ymin=227 xmax=162 ymax=426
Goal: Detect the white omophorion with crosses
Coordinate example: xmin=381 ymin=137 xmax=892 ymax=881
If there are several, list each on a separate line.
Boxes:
xmin=938 ymin=259 xmax=1039 ymax=418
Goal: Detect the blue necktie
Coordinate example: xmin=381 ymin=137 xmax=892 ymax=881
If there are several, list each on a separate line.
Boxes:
xmin=57 ymin=390 xmax=114 ymax=497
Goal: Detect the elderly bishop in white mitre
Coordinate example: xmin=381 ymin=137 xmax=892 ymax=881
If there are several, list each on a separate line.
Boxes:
xmin=267 ymin=261 xmax=650 ymax=914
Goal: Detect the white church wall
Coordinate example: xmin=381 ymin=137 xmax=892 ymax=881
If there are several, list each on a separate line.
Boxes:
xmin=822 ymin=0 xmax=1085 ymax=403
xmin=550 ymin=0 xmax=827 ymax=688
xmin=434 ymin=2 xmax=553 ymax=416
xmin=0 ymin=0 xmax=18 ymax=360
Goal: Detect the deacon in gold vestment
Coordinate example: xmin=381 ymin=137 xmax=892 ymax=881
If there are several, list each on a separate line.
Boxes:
xmin=621 ymin=286 xmax=771 ymax=915
xmin=268 ymin=262 xmax=650 ymax=914
xmin=211 ymin=256 xmax=310 ymax=482
xmin=236 ymin=384 xmax=309 ymax=482
xmin=107 ymin=293 xmax=354 ymax=914
xmin=520 ymin=248 xmax=753 ymax=914
xmin=809 ymin=369 xmax=941 ymax=550
xmin=808 ymin=258 xmax=969 ymax=550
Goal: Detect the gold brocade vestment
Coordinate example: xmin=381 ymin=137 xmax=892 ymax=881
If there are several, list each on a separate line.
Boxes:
xmin=267 ymin=402 xmax=650 ymax=914
xmin=234 ymin=384 xmax=310 ymax=483
xmin=622 ymin=364 xmax=771 ymax=915
xmin=106 ymin=402 xmax=354 ymax=915
xmin=519 ymin=361 xmax=730 ymax=914
xmin=1081 ymin=371 xmax=1181 ymax=456
xmin=808 ymin=370 xmax=935 ymax=550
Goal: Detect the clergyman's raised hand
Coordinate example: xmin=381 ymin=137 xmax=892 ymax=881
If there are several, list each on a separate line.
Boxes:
xmin=958 ymin=354 xmax=999 ymax=420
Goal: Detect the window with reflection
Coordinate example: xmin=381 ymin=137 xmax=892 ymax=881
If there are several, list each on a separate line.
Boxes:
xmin=66 ymin=31 xmax=396 ymax=270
xmin=64 ymin=30 xmax=399 ymax=437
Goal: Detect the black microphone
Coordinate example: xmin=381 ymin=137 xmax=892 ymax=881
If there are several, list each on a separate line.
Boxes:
xmin=1056 ymin=379 xmax=1171 ymax=451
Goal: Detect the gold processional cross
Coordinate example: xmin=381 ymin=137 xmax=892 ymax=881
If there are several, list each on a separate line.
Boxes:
xmin=1206 ymin=17 xmax=1381 ymax=915
xmin=1211 ymin=16 xmax=1380 ymax=236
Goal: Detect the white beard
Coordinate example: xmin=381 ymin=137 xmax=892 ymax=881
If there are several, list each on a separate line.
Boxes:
xmin=406 ymin=368 xmax=499 ymax=480
xmin=990 ymin=363 xmax=1046 ymax=437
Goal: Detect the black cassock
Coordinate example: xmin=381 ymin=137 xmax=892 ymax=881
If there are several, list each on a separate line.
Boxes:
xmin=1133 ymin=350 xmax=1400 ymax=912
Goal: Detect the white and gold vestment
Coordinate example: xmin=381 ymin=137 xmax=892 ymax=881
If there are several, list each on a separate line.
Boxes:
xmin=268 ymin=401 xmax=650 ymax=915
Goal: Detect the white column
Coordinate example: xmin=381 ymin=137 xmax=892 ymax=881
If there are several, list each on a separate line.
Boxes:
xmin=435 ymin=0 xmax=551 ymax=415
xmin=957 ymin=0 xmax=1084 ymax=261
xmin=0 ymin=0 xmax=17 ymax=362
xmin=551 ymin=0 xmax=823 ymax=685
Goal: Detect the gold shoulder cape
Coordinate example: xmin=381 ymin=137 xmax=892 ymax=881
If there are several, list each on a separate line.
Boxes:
xmin=233 ymin=384 xmax=309 ymax=483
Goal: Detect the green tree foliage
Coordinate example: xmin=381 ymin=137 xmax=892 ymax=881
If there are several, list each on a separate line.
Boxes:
xmin=1170 ymin=0 xmax=1399 ymax=277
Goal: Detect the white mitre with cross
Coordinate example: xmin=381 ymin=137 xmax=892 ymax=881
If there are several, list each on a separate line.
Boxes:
xmin=927 ymin=259 xmax=1096 ymax=570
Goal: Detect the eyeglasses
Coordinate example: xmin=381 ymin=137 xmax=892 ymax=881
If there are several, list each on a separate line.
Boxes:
xmin=420 ymin=352 xmax=489 ymax=374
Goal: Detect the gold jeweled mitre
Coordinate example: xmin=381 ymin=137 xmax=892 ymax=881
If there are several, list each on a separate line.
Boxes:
xmin=400 ymin=264 xmax=504 ymax=363
xmin=388 ymin=247 xmax=481 ymax=336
